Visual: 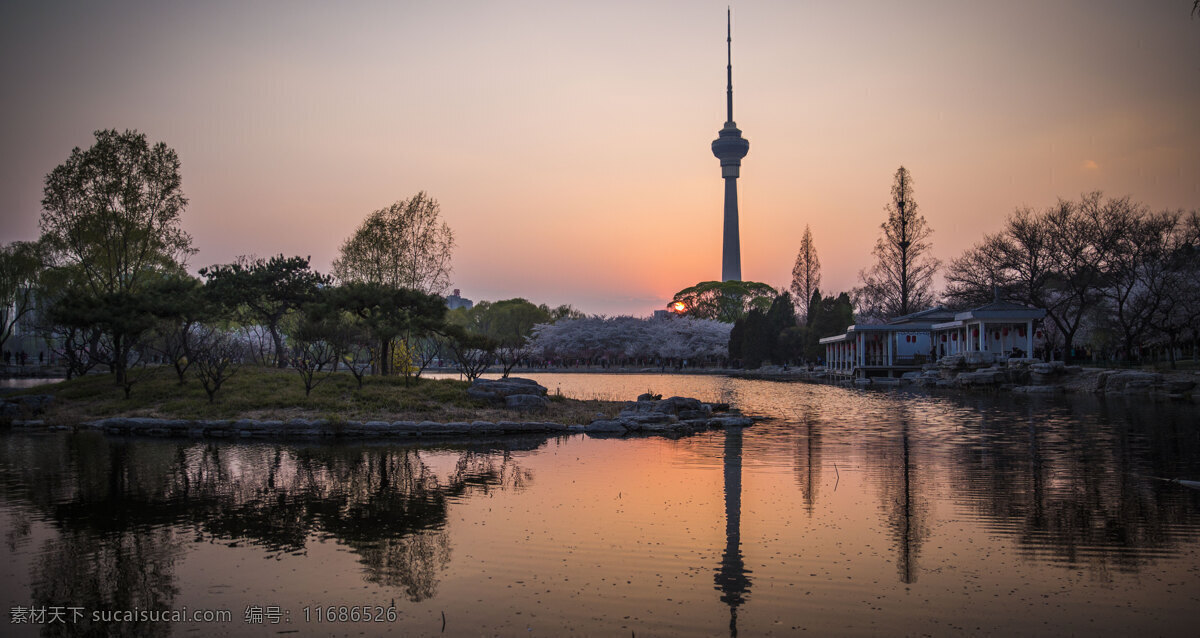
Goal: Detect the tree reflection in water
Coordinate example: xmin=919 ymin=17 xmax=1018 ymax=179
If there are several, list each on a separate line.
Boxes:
xmin=32 ymin=527 xmax=182 ymax=638
xmin=2 ymin=383 xmax=1199 ymax=634
xmin=794 ymin=408 xmax=823 ymax=515
xmin=869 ymin=406 xmax=929 ymax=584
xmin=0 ymin=433 xmax=535 ymax=628
xmin=949 ymin=395 xmax=1200 ymax=575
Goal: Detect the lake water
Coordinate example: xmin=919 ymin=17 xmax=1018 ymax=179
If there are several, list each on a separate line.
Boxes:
xmin=0 ymin=377 xmax=65 ymax=390
xmin=2 ymin=373 xmax=1198 ymax=636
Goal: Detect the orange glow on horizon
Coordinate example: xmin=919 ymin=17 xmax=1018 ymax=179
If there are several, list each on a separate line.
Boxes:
xmin=0 ymin=3 xmax=1196 ymax=318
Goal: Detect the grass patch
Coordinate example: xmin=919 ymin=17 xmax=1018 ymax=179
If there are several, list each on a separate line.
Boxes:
xmin=13 ymin=366 xmax=623 ymax=425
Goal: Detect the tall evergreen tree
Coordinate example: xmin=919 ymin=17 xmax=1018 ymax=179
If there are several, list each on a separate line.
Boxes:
xmin=790 ymin=225 xmax=821 ymax=320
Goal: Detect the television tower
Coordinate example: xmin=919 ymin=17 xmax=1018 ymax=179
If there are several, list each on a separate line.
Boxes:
xmin=712 ymin=7 xmax=749 ymax=282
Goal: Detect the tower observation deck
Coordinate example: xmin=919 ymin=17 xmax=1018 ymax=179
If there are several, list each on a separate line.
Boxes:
xmin=712 ymin=8 xmax=749 ymax=282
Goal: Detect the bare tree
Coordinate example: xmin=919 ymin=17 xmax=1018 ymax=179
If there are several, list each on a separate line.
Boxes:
xmin=409 ymin=336 xmax=444 ymax=378
xmin=1099 ymin=202 xmax=1178 ymax=361
xmin=944 ymin=193 xmax=1181 ymax=363
xmin=193 ymin=327 xmax=243 ymax=403
xmin=333 ymin=192 xmax=455 ymax=296
xmin=947 ymin=199 xmax=1100 ymax=361
xmin=45 ymin=324 xmax=100 ymax=379
xmin=289 ymin=339 xmax=338 ymax=397
xmin=854 ymin=167 xmax=940 ymax=320
xmin=1040 ymin=194 xmax=1125 ymax=361
xmin=789 ymin=225 xmax=821 ymax=320
xmin=943 ymin=232 xmax=1009 ymax=308
xmin=1148 ymin=211 xmax=1200 ymax=367
xmin=444 ymin=330 xmax=495 ymax=381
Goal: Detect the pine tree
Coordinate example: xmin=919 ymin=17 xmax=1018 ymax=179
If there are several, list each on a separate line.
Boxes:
xmin=790 ymin=225 xmax=821 ymax=320
xmin=854 ymin=166 xmax=941 ymax=320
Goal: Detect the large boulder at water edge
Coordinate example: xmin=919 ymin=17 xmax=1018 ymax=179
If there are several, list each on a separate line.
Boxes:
xmin=599 ymin=394 xmax=748 ymax=433
xmin=1102 ymin=370 xmax=1161 ymax=394
xmin=467 ymin=377 xmax=549 ymax=402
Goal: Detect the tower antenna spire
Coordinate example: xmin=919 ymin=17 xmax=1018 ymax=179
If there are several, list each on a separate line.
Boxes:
xmin=726 ymin=6 xmax=733 ymax=124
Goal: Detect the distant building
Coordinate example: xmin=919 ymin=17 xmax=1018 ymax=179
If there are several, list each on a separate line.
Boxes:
xmin=3 ymin=287 xmax=51 ymax=365
xmin=446 ymin=289 xmax=473 ymax=311
xmin=652 ymin=310 xmax=670 ymax=319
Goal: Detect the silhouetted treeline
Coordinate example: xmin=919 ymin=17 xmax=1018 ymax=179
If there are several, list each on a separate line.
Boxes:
xmin=945 ymin=192 xmax=1200 ymax=364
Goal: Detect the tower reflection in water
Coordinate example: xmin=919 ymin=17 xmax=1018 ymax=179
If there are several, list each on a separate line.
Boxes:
xmin=714 ymin=425 xmax=751 ymax=637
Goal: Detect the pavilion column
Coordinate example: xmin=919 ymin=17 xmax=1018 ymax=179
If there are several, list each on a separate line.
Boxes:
xmin=1026 ymin=320 xmax=1033 ymax=356
xmin=886 ymin=334 xmax=893 ymax=367
xmin=978 ymin=323 xmax=985 ymax=352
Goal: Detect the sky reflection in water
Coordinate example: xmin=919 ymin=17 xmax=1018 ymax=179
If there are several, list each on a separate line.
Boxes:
xmin=2 ymin=374 xmax=1199 ymax=636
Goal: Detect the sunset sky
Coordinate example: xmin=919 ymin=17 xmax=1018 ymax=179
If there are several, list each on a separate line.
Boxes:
xmin=2 ymin=1 xmax=1197 ymax=316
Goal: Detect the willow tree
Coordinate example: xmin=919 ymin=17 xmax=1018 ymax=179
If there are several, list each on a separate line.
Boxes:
xmin=333 ymin=192 xmax=455 ymax=295
xmin=854 ymin=167 xmax=940 ymax=320
xmin=790 ymin=225 xmax=821 ymax=320
xmin=0 ymin=241 xmax=45 ymax=354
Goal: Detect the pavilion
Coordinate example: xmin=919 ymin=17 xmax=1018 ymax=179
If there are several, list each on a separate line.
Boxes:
xmin=930 ymin=300 xmax=1047 ymax=361
xmin=820 ymin=301 xmax=1046 ymax=379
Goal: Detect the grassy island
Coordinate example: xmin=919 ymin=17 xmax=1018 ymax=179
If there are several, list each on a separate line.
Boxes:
xmin=10 ymin=367 xmax=623 ymax=427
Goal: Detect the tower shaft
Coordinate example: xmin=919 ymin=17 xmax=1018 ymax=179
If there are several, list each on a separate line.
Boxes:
xmin=722 ymin=177 xmax=741 ymax=281
xmin=711 ymin=8 xmax=749 ymax=282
